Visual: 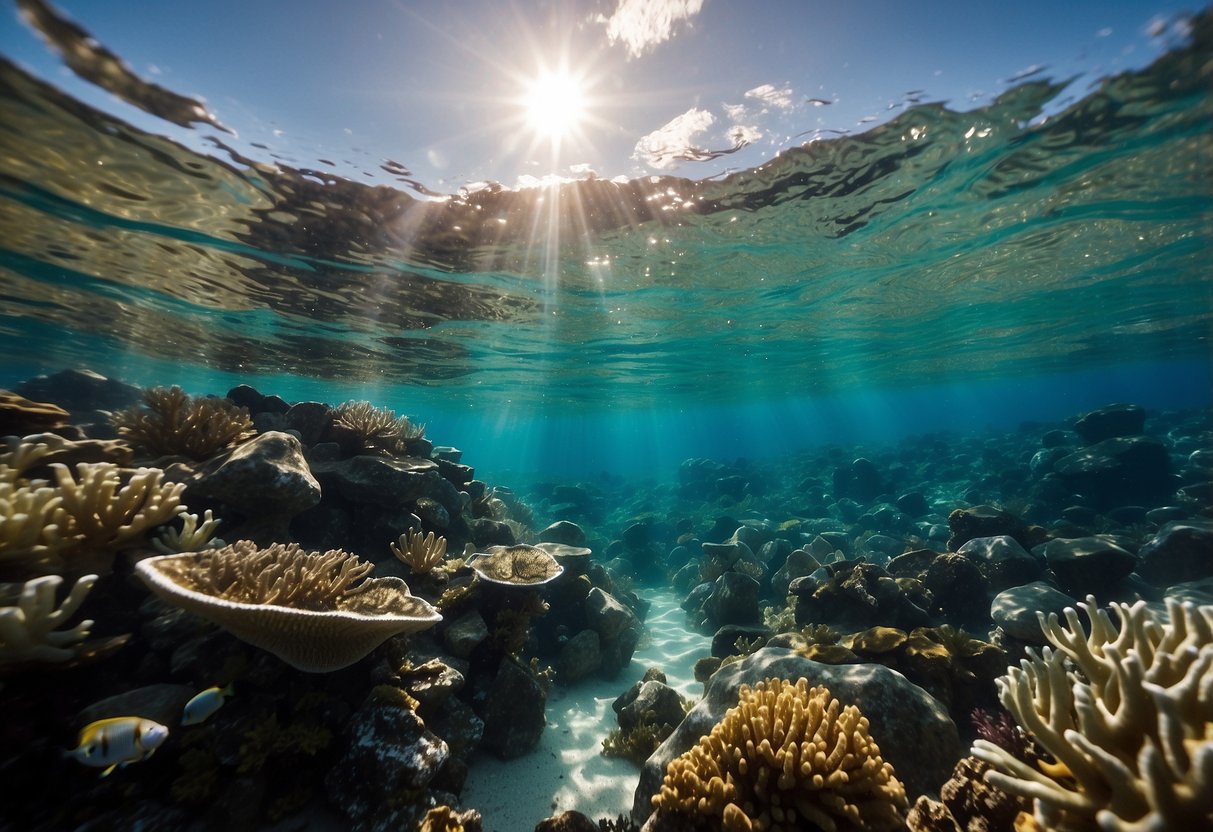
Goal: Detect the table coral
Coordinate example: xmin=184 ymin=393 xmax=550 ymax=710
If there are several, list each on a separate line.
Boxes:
xmin=136 ymin=543 xmax=442 ymax=672
xmin=972 ymin=595 xmax=1213 ymax=832
xmin=651 ymin=676 xmax=907 ymax=831
xmin=0 ymin=573 xmax=97 ymax=665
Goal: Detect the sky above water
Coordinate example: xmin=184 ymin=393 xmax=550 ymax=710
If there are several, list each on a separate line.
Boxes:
xmin=0 ymin=0 xmax=1199 ymax=192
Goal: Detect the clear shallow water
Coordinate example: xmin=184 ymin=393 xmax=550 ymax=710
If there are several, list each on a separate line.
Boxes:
xmin=1 ymin=9 xmax=1211 ymax=477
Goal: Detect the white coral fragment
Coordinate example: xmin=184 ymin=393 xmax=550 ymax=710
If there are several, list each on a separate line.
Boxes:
xmin=0 ymin=573 xmax=97 ymax=664
xmin=972 ymin=595 xmax=1213 ymax=832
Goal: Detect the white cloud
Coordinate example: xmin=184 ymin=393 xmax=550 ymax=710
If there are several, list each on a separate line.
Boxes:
xmin=632 ymin=107 xmax=715 ymax=169
xmin=568 ymin=162 xmax=595 ymax=175
xmin=744 ymin=83 xmax=795 ymax=110
xmin=722 ymin=102 xmax=748 ymax=122
xmin=727 ymin=124 xmax=762 ymax=145
xmin=600 ymin=0 xmax=705 ymax=58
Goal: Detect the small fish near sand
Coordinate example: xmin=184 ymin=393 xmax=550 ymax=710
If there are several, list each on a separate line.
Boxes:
xmin=181 ymin=683 xmax=235 ymax=726
xmin=68 ymin=717 xmax=169 ymax=777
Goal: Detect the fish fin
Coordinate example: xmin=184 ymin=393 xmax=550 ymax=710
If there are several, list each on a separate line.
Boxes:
xmin=99 ymin=764 xmax=117 ymax=778
xmin=221 ymin=682 xmax=236 ymax=697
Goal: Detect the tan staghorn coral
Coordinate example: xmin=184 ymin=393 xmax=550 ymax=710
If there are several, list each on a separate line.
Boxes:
xmin=166 ymin=541 xmax=374 ymax=610
xmin=972 ymin=595 xmax=1213 ymax=832
xmin=651 ymin=677 xmax=907 ymax=832
xmin=112 ymin=385 xmax=254 ymax=460
xmin=0 ymin=573 xmax=97 ymax=665
xmin=333 ymin=400 xmax=425 ymax=455
xmin=136 ymin=542 xmax=441 ymax=672
xmin=390 ymin=528 xmax=447 ymax=574
xmin=1 ymin=437 xmax=185 ymax=575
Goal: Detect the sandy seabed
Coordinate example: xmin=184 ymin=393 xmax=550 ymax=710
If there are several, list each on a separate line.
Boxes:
xmin=461 ymin=591 xmax=706 ymax=832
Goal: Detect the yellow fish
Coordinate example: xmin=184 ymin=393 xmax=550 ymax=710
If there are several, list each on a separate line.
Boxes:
xmin=181 ymin=683 xmax=235 ymax=726
xmin=69 ymin=716 xmax=169 ymax=776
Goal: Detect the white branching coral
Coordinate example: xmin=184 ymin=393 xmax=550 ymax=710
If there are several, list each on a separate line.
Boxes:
xmin=1 ymin=437 xmax=185 ymax=575
xmin=390 ymin=528 xmax=447 ymax=574
xmin=972 ymin=595 xmax=1213 ymax=832
xmin=152 ymin=509 xmax=224 ymax=554
xmin=0 ymin=573 xmax=97 ymax=665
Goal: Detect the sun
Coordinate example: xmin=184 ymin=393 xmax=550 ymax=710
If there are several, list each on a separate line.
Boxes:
xmin=523 ymin=70 xmax=586 ymax=141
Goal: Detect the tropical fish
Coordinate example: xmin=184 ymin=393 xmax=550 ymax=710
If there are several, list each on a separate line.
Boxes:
xmin=68 ymin=716 xmax=169 ymax=776
xmin=181 ymin=683 xmax=235 ymax=726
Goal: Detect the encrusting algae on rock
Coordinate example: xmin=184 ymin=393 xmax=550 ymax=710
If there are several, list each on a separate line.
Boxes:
xmin=650 ymin=677 xmax=907 ymax=832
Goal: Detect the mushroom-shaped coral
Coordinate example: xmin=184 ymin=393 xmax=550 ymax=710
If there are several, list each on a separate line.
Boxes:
xmin=112 ymin=385 xmax=254 ymax=460
xmin=391 ymin=528 xmax=447 ymax=575
xmin=135 ymin=542 xmax=441 ymax=672
xmin=467 ymin=544 xmax=564 ymax=587
xmin=0 ymin=573 xmax=96 ymax=666
xmin=972 ymin=595 xmax=1213 ymax=832
xmin=651 ymin=676 xmax=908 ymax=831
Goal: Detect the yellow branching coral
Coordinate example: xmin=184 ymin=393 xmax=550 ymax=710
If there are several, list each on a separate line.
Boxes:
xmin=972 ymin=595 xmax=1213 ymax=832
xmin=390 ymin=528 xmax=447 ymax=574
xmin=333 ymin=400 xmax=424 ymax=455
xmin=112 ymin=385 xmax=254 ymax=460
xmin=652 ymin=677 xmax=908 ymax=832
xmin=1 ymin=437 xmax=185 ymax=575
xmin=0 ymin=573 xmax=97 ymax=665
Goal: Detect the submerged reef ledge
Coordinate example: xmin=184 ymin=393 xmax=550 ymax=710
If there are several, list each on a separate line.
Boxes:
xmin=1 ymin=370 xmax=1211 ymax=831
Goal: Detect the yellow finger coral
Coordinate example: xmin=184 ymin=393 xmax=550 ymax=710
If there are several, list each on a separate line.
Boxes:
xmin=652 ymin=677 xmax=908 ymax=832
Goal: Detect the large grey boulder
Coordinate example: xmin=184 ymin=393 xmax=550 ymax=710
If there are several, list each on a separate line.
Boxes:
xmin=990 ymin=581 xmax=1077 ymax=643
xmin=631 ymin=647 xmax=959 ymax=824
xmin=1136 ymin=520 xmax=1213 ymax=587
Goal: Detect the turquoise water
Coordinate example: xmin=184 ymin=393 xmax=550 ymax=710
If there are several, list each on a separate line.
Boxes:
xmin=1 ymin=11 xmax=1211 ymax=479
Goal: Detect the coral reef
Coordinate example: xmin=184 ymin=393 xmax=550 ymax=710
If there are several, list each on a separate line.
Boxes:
xmin=972 ymin=595 xmax=1213 ymax=832
xmin=391 ymin=528 xmax=448 ymax=574
xmin=1 ymin=437 xmax=185 ymax=575
xmin=135 ymin=543 xmax=441 ymax=671
xmin=112 ymin=385 xmax=254 ymax=460
xmin=905 ymin=755 xmax=1030 ymax=832
xmin=0 ymin=572 xmax=96 ymax=665
xmin=650 ymin=677 xmax=907 ymax=831
xmin=333 ymin=400 xmax=424 ymax=455
xmin=418 ymin=804 xmax=483 ymax=831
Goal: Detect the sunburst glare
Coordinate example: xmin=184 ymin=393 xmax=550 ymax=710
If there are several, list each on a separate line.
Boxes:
xmin=523 ymin=69 xmax=586 ymax=142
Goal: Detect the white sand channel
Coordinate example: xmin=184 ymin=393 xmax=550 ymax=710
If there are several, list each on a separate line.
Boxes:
xmin=460 ymin=589 xmax=707 ymax=831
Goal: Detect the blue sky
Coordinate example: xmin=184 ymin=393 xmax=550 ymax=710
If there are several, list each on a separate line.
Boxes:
xmin=1 ymin=0 xmax=1199 ymax=193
